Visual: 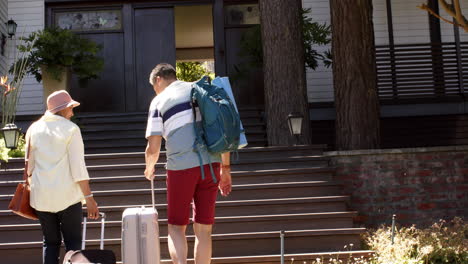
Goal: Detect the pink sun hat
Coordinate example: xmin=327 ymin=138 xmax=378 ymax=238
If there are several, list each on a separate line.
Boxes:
xmin=46 ymin=90 xmax=80 ymax=114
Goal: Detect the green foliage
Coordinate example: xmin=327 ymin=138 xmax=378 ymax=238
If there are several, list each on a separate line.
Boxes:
xmin=0 ymin=134 xmax=25 ymax=163
xmin=14 ymin=27 xmax=104 ymax=83
xmin=8 ymin=134 xmax=26 ymax=158
xmin=176 ymin=62 xmax=215 ymax=82
xmin=306 ymin=217 xmax=467 ymax=264
xmin=239 ymin=8 xmax=332 ymax=70
xmin=362 ymin=217 xmax=468 ymax=264
xmin=301 ymin=8 xmax=332 ymax=69
xmin=0 ymin=138 xmax=10 ymax=162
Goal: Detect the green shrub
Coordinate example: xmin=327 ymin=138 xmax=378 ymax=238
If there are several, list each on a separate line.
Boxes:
xmin=0 ymin=134 xmax=26 ymax=162
xmin=15 ymin=27 xmax=104 ymax=84
xmin=238 ymin=8 xmax=332 ymax=70
xmin=364 ymin=217 xmax=467 ymax=264
xmin=306 ymin=217 xmax=467 ymax=264
xmin=176 ymin=62 xmax=214 ymax=82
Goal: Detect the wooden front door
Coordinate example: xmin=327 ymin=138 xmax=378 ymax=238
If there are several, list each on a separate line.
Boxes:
xmin=51 ymin=3 xmax=175 ymax=112
xmin=70 ymin=30 xmax=127 ymax=112
xmin=134 ymin=7 xmax=176 ymax=111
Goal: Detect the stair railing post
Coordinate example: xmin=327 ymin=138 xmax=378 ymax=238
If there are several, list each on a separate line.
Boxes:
xmin=391 ymin=214 xmax=396 ymax=244
xmin=280 ymin=230 xmax=285 ymax=264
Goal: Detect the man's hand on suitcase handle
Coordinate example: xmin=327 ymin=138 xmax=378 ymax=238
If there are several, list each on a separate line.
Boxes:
xmin=145 ymin=166 xmax=155 ymax=181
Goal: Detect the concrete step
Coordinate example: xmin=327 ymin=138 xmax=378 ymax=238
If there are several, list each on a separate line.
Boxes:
xmin=83 ymin=131 xmax=266 ymax=144
xmin=83 ymin=139 xmax=269 ymax=154
xmin=0 ymin=196 xmax=350 ymax=225
xmin=0 ymin=145 xmax=326 ymax=170
xmin=76 ymin=109 xmax=263 ymax=120
xmin=82 ymin=145 xmax=325 ymax=166
xmin=76 ymin=112 xmax=263 ymax=126
xmin=0 ymin=228 xmax=366 ymax=263
xmin=1 ymin=167 xmax=335 ymax=194
xmin=161 ymin=251 xmax=374 ymax=264
xmin=78 ymin=117 xmax=264 ymax=130
xmin=0 ymin=181 xmax=342 ymax=208
xmin=0 ymin=154 xmax=329 ymax=180
xmin=81 ymin=125 xmax=266 ymax=138
xmin=0 ymin=212 xmax=358 ymax=243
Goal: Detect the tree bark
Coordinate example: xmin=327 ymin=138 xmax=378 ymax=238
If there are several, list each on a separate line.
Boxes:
xmin=259 ymin=0 xmax=311 ymax=146
xmin=330 ymin=0 xmax=381 ymax=150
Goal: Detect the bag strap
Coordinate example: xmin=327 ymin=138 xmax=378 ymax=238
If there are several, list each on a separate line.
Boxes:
xmin=190 ymin=91 xmax=217 ymax=183
xmin=23 ymin=133 xmax=31 ymax=184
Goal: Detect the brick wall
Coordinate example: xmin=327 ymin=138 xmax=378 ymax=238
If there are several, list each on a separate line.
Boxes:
xmin=326 ymin=146 xmax=468 ymax=227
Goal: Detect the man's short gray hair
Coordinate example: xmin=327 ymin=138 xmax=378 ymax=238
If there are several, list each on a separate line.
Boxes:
xmin=149 ymin=63 xmax=177 ymax=85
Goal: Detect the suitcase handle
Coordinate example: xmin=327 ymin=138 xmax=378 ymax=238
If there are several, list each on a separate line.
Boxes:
xmin=82 ymin=212 xmax=106 ymax=250
xmin=151 ymin=179 xmax=155 ymax=209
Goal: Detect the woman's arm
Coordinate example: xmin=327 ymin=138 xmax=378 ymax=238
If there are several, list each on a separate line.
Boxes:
xmin=77 ymin=180 xmax=99 ymax=220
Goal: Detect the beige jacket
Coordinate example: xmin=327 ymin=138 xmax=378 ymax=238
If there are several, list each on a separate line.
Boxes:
xmin=26 ymin=111 xmax=89 ymax=213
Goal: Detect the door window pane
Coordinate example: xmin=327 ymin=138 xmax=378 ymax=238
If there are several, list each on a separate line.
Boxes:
xmin=225 ymin=4 xmax=259 ymax=25
xmin=55 ymin=10 xmax=122 ymax=32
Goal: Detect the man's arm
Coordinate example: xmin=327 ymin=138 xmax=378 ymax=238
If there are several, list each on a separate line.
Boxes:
xmin=144 ymin=135 xmax=162 ymax=180
xmin=219 ymin=152 xmax=232 ymax=196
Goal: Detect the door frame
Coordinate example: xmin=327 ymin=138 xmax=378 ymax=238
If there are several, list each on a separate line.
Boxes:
xmin=45 ymin=0 xmax=229 ymax=111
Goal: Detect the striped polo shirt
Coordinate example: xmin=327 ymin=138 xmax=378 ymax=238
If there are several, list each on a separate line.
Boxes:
xmin=146 ymin=80 xmax=221 ymax=170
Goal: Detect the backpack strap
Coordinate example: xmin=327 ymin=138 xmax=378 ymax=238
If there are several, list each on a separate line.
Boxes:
xmin=191 ymin=95 xmax=217 ymax=183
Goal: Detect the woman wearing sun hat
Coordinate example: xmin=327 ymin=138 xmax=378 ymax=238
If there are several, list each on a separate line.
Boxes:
xmin=25 ymin=90 xmax=99 ymax=264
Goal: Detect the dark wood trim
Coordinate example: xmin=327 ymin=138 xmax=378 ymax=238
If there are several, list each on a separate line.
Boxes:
xmin=428 ymin=0 xmax=442 ymax=43
xmin=427 ymin=0 xmax=445 ymax=96
xmin=46 ymin=0 xmax=212 ymax=4
xmin=224 ymin=24 xmax=257 ymax=29
xmin=308 ymin=96 xmax=466 ymax=109
xmin=123 ymin=3 xmax=136 ymax=112
xmin=224 ymin=0 xmax=257 ymax=4
xmin=132 ymin=1 xmax=212 ymax=9
xmin=385 ymin=0 xmax=397 ymax=99
xmin=452 ymin=1 xmax=464 ymax=95
xmin=385 ymin=0 xmax=394 ymax=47
xmin=213 ymin=0 xmax=226 ymax=76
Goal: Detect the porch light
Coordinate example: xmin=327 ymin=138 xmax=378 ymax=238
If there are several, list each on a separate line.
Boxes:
xmin=1 ymin=123 xmax=21 ymax=149
xmin=5 ymin=19 xmax=17 ymax=38
xmin=287 ymin=112 xmax=303 ymax=145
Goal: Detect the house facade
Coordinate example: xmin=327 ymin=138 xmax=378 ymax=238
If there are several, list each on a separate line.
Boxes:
xmin=2 ymin=0 xmax=468 ymax=146
xmin=0 ymin=0 xmax=8 ymax=77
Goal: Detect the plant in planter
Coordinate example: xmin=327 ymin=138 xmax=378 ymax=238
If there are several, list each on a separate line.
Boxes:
xmin=14 ymin=27 xmax=104 ymax=100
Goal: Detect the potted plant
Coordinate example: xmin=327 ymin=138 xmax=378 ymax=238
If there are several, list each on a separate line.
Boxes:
xmin=15 ymin=27 xmax=104 ymax=102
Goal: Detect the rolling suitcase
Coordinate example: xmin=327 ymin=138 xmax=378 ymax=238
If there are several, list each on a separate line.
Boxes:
xmin=122 ymin=179 xmax=160 ymax=264
xmin=63 ymin=212 xmax=116 ymax=264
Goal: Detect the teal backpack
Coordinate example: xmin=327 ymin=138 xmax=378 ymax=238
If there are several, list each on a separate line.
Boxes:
xmin=190 ymin=76 xmax=241 ymax=182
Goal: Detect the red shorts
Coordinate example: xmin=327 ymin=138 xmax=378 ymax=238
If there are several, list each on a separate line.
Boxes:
xmin=166 ymin=163 xmax=220 ymax=225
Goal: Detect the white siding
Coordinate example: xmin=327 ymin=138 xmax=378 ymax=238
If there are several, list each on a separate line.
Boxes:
xmin=302 ymin=0 xmax=334 ymax=103
xmin=0 ymin=0 xmax=7 ymax=76
xmin=9 ymin=0 xmax=45 ymax=115
xmin=303 ymin=0 xmax=450 ymax=103
xmin=373 ymin=0 xmax=389 ymax=45
xmin=391 ymin=0 xmax=430 ymax=44
xmin=302 ymin=0 xmax=393 ymax=103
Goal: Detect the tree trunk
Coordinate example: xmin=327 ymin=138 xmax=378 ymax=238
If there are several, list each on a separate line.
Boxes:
xmin=259 ymin=0 xmax=311 ymax=146
xmin=330 ymin=0 xmax=381 ymax=150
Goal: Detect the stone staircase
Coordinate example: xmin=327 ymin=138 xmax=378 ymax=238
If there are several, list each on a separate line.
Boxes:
xmin=0 ymin=110 xmax=372 ymax=264
xmin=0 ymin=145 xmax=372 ymax=263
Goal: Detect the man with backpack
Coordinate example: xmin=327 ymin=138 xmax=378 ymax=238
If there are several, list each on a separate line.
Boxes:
xmin=144 ymin=63 xmax=232 ymax=264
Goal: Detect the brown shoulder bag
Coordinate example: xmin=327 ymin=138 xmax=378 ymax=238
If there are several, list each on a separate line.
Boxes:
xmin=8 ymin=135 xmax=38 ymax=220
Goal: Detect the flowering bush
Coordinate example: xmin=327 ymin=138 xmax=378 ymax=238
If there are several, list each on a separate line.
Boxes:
xmin=304 ymin=217 xmax=467 ymax=264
